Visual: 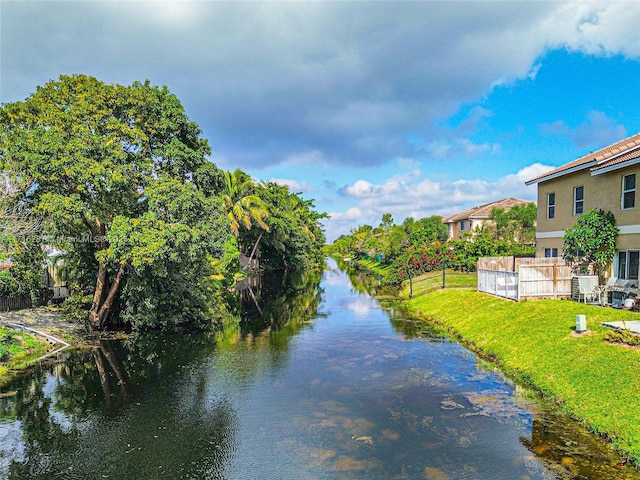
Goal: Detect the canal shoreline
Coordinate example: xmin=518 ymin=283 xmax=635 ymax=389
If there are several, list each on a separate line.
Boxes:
xmin=0 ymin=307 xmax=129 ymax=386
xmin=401 ymin=283 xmax=640 ymax=470
xmin=2 ymin=261 xmax=639 ymax=479
xmin=0 ymin=307 xmax=86 ymax=344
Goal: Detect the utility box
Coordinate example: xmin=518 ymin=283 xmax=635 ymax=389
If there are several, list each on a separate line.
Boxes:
xmin=576 ymin=314 xmax=587 ymax=333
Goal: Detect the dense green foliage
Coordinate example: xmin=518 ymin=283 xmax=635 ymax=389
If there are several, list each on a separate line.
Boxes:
xmin=0 ymin=178 xmax=45 ymax=299
xmin=0 ymin=240 xmax=45 ymax=300
xmin=0 ymin=74 xmax=326 ymax=332
xmin=488 ymin=202 xmax=537 ymax=245
xmin=404 ymin=279 xmax=640 ymax=465
xmin=0 ymin=74 xmax=226 ymax=330
xmin=327 ymin=214 xmax=448 ymax=268
xmin=256 ymin=182 xmax=327 ymax=271
xmin=221 ymin=168 xmax=270 ymax=240
xmin=110 ymin=178 xmax=232 ymax=330
xmin=327 ymin=207 xmax=536 ymax=283
xmin=563 ymin=209 xmax=618 ymax=276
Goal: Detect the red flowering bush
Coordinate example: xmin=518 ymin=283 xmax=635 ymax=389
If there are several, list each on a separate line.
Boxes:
xmin=391 ymin=242 xmax=456 ymax=284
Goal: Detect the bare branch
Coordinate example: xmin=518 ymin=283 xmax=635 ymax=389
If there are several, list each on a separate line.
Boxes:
xmin=1 ymin=174 xmax=41 ymax=242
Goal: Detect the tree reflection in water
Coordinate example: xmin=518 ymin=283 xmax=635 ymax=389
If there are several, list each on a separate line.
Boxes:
xmin=0 ymin=269 xmax=324 ymax=480
xmin=2 ymin=263 xmax=636 ymax=479
xmin=0 ymin=333 xmax=238 ymax=480
xmin=236 ymin=268 xmax=325 ymax=335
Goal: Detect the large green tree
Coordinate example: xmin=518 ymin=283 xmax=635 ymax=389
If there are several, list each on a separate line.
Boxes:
xmin=0 ymin=74 xmax=224 ymax=330
xmin=563 ymin=209 xmax=618 ymax=277
xmin=0 ymin=176 xmax=45 ymax=298
xmin=221 ymin=169 xmax=270 ymax=240
xmin=489 ymin=203 xmax=537 ymax=245
xmin=404 ymin=216 xmax=449 ymax=247
xmin=256 ymin=182 xmax=327 ymax=271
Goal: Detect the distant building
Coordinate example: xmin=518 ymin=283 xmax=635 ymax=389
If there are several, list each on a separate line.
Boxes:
xmin=442 ymin=197 xmax=534 ymax=240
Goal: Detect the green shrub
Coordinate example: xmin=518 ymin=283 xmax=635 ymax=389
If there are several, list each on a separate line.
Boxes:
xmin=60 ymin=293 xmax=94 ymax=327
xmin=605 ymin=328 xmax=640 ymax=346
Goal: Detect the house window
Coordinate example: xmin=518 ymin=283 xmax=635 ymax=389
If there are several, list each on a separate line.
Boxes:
xmin=573 ymin=186 xmax=584 ymax=216
xmin=622 ymin=173 xmax=636 ymax=210
xmin=460 ymin=221 xmax=465 ymax=231
xmin=617 ymin=250 xmax=640 ymax=280
xmin=544 ymin=248 xmax=558 ymax=258
xmin=547 ymin=193 xmax=555 ymax=219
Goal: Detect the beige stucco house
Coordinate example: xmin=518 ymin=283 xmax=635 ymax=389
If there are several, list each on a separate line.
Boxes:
xmin=442 ymin=197 xmax=533 ymax=240
xmin=525 ymin=132 xmax=640 ymax=284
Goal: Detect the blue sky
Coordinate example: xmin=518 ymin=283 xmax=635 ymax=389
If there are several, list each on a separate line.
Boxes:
xmin=1 ymin=1 xmax=639 ymax=241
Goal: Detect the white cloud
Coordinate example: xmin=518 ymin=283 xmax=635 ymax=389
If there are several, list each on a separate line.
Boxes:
xmin=283 ymin=150 xmax=330 ymax=166
xmin=340 ymin=180 xmax=376 ymax=199
xmin=327 ymin=207 xmax=370 ymax=222
xmin=123 ymin=1 xmax=205 ymax=29
xmin=420 ymin=106 xmax=499 ymax=160
xmin=450 ymin=179 xmax=491 ymax=203
xmin=425 ymin=138 xmax=499 ymax=159
xmin=527 ymin=63 xmax=542 ymax=80
xmin=544 ymin=2 xmax=640 ymax=57
xmin=323 ymin=163 xmax=553 ymax=241
xmin=3 ymin=2 xmax=638 ymax=170
xmin=495 ymin=164 xmax=555 ymax=200
xmin=268 ymin=178 xmax=312 ymax=192
xmin=397 ymin=157 xmax=421 ymax=171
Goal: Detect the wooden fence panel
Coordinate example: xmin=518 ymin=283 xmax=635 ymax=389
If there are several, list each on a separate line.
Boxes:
xmin=477 ymin=256 xmax=573 ymax=301
xmin=0 ymin=295 xmax=32 ymax=312
xmin=477 ymin=256 xmax=516 ymax=272
xmin=518 ymin=263 xmax=573 ymax=300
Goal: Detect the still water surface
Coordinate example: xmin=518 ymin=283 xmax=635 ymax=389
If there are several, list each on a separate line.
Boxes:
xmin=0 ymin=259 xmax=638 ymax=479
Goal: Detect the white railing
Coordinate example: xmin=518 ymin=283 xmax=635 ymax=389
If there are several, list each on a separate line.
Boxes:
xmin=477 ymin=269 xmax=519 ymax=300
xmin=477 ymin=256 xmax=573 ymax=301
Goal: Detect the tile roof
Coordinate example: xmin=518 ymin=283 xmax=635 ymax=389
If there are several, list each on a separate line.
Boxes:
xmin=591 ymin=145 xmax=640 ymax=172
xmin=526 ymin=132 xmax=640 ymax=184
xmin=442 ymin=197 xmax=532 ymax=223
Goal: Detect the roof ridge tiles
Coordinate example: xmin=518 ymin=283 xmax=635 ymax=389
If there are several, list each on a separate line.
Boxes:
xmin=526 ymin=132 xmax=640 ymax=184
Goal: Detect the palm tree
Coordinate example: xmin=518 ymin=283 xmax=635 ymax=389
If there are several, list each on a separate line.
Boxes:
xmin=221 ymin=169 xmax=269 ymax=264
xmin=288 ymin=195 xmax=320 ymax=243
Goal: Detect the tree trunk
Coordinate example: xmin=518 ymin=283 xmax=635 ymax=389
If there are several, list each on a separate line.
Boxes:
xmin=247 ymin=233 xmax=262 ymax=263
xmin=92 ymin=349 xmax=114 ymax=409
xmin=88 ymin=263 xmax=127 ymax=331
xmin=88 ymin=264 xmax=108 ymax=331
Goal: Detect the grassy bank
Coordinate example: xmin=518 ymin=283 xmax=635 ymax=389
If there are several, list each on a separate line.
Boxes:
xmin=0 ymin=308 xmax=85 ymax=387
xmin=0 ymin=325 xmax=51 ymax=384
xmin=352 ymin=258 xmax=394 ymax=277
xmin=403 ymin=275 xmax=640 ymax=464
xmin=406 ymin=269 xmax=477 ymax=294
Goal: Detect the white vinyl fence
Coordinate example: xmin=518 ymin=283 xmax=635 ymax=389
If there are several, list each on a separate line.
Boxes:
xmin=477 ymin=269 xmax=519 ymax=300
xmin=477 ymin=256 xmax=572 ymax=301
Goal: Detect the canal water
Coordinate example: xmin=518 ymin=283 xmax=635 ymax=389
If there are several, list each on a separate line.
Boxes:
xmin=0 ymin=259 xmax=638 ymax=479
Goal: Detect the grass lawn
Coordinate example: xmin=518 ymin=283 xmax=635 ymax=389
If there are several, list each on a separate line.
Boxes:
xmin=403 ymin=273 xmax=640 ymax=464
xmin=407 ymin=269 xmax=477 ymax=293
xmin=0 ymin=325 xmax=52 ymax=386
xmin=353 ymin=258 xmax=395 ymax=277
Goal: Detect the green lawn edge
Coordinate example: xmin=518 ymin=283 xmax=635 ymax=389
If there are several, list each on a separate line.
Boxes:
xmin=0 ymin=326 xmax=52 ymax=386
xmin=403 ymin=279 xmax=640 ymax=465
xmin=352 ymin=258 xmax=394 ymax=277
